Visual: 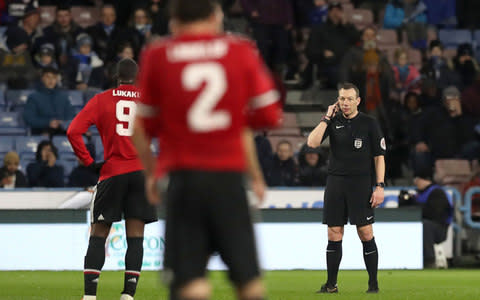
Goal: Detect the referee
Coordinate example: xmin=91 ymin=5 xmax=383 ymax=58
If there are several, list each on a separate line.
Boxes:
xmin=307 ymin=82 xmax=386 ymax=294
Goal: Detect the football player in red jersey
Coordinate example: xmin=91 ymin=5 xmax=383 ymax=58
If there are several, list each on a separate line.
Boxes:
xmin=132 ymin=1 xmax=282 ymax=299
xmin=67 ymin=58 xmax=157 ymax=300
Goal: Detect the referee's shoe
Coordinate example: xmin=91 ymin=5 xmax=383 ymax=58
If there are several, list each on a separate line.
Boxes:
xmin=316 ymin=283 xmax=338 ymax=293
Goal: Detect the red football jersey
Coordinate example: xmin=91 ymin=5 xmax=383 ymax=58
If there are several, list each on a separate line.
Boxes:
xmin=67 ymin=84 xmax=143 ymax=181
xmin=137 ymin=33 xmax=282 ymax=177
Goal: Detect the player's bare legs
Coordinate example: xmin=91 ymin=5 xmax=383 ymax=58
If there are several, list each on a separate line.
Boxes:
xmin=120 ymin=218 xmax=146 ymax=299
xmin=177 ymin=278 xmax=211 ymax=300
xmin=357 ymin=224 xmax=379 ymax=293
xmin=83 ymin=222 xmax=111 ymax=300
xmin=236 ymin=277 xmax=265 ymax=300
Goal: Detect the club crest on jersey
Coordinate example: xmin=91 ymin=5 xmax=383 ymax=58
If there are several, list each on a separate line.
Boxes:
xmin=354 ymin=138 xmax=363 ymax=149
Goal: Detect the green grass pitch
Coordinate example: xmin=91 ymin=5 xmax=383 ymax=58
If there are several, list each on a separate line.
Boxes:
xmin=0 ymin=270 xmax=479 ymax=299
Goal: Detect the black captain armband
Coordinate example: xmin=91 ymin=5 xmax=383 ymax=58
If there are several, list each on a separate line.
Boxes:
xmin=320 ymin=115 xmax=331 ymax=126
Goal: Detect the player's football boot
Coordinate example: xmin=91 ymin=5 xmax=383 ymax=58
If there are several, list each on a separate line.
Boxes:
xmin=120 ymin=294 xmax=134 ymax=300
xmin=317 ymin=283 xmax=338 ymax=293
xmin=366 ymin=283 xmax=379 ymax=293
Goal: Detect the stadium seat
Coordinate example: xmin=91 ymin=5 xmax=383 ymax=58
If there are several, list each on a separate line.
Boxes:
xmin=67 ymin=90 xmax=84 ymax=107
xmin=282 ymin=113 xmax=298 ymax=128
xmin=39 ymin=6 xmax=56 ymax=28
xmin=434 ymin=159 xmax=472 ymax=185
xmin=59 ymin=159 xmax=77 ymax=182
xmin=342 ymin=3 xmax=354 ymax=15
xmin=89 ymin=125 xmax=100 ymax=135
xmin=15 ymin=136 xmax=46 ymax=160
xmin=377 ymin=29 xmax=398 ymax=49
xmin=347 ymin=9 xmax=373 ymax=30
xmin=71 ymin=6 xmax=100 ymax=28
xmin=5 ymin=89 xmax=35 ymax=111
xmin=438 ymin=29 xmax=472 ymax=49
xmin=0 ymin=112 xmax=27 ymax=135
xmin=0 ymin=136 xmax=15 ymax=155
xmin=0 ymin=91 xmax=5 ymax=111
xmin=93 ymin=136 xmax=103 ymax=161
xmin=0 ymin=26 xmax=6 ymax=36
xmin=19 ymin=158 xmax=34 ymax=174
xmin=407 ymin=48 xmax=422 ymax=70
xmin=52 ymin=136 xmax=76 ymax=161
xmin=267 ymin=127 xmax=302 ymax=136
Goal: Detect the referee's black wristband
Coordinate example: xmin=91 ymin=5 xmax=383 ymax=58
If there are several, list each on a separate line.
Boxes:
xmin=320 ymin=115 xmax=331 ymax=125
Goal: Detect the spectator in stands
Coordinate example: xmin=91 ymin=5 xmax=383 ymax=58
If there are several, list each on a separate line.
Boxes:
xmin=41 ymin=4 xmax=83 ymax=67
xmin=65 ymin=33 xmax=105 ymax=90
xmin=453 ymin=43 xmax=479 ymax=89
xmin=240 ymin=0 xmax=293 ymax=73
xmin=340 ymin=26 xmax=393 ymax=113
xmin=461 ymin=74 xmax=480 ymax=119
xmin=27 ymin=140 xmax=64 ymax=187
xmin=309 ymin=0 xmax=328 ymax=26
xmin=87 ymin=4 xmax=130 ymax=63
xmin=0 ymin=151 xmax=28 ymax=188
xmin=128 ymin=7 xmax=152 ymax=54
xmin=412 ymin=168 xmax=453 ymax=268
xmin=148 ymin=0 xmax=170 ymax=36
xmin=0 ymin=26 xmax=37 ymax=89
xmin=17 ymin=4 xmax=43 ymax=51
xmin=383 ymin=0 xmax=427 ymax=49
xmin=105 ymin=43 xmax=135 ymax=88
xmin=23 ymin=67 xmax=74 ymax=135
xmin=421 ymin=40 xmax=461 ymax=90
xmin=1 ymin=0 xmax=38 ymax=25
xmin=33 ymin=43 xmax=58 ymax=69
xmin=412 ymin=86 xmax=478 ymax=173
xmin=351 ymin=0 xmax=387 ymax=23
xmin=391 ymin=48 xmax=421 ymax=102
xmin=404 ymin=92 xmax=423 ymax=147
xmin=419 ymin=78 xmax=441 ymax=108
xmin=267 ymin=140 xmax=298 ymax=186
xmin=298 ymin=143 xmax=327 ymax=186
xmin=68 ymin=143 xmax=98 ymax=187
xmin=303 ymin=2 xmax=359 ymax=89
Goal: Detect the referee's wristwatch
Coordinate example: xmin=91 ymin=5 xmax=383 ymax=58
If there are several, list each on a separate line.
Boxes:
xmin=375 ymin=182 xmax=385 ymax=188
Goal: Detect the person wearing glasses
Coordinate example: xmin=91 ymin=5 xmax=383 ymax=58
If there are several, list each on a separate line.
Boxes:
xmin=307 ymin=82 xmax=386 ymax=294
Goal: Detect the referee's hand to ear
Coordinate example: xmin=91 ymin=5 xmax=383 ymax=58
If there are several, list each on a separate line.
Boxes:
xmin=370 ymin=187 xmax=384 ymax=208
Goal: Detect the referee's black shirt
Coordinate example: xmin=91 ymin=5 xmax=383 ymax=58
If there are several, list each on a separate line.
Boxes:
xmin=322 ymin=112 xmax=386 ymax=176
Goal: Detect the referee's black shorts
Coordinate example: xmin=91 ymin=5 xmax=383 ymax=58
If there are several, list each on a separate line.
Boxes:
xmin=323 ymin=175 xmax=374 ymax=227
xmin=163 ymin=170 xmax=260 ymax=289
xmin=91 ymin=170 xmax=157 ymax=224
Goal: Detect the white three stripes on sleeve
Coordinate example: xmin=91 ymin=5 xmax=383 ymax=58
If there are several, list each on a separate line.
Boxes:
xmin=250 ymin=90 xmax=279 ymax=109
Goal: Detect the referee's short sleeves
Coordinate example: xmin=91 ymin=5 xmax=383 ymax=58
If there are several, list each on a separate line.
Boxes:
xmin=370 ymin=119 xmax=386 ymax=157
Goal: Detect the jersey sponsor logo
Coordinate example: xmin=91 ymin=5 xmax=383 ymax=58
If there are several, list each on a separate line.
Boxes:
xmin=354 ymin=138 xmax=363 ymax=149
xmin=335 ymin=125 xmax=344 ymax=129
xmin=380 ymin=137 xmax=386 ymax=151
xmin=112 ymin=90 xmax=140 ymax=98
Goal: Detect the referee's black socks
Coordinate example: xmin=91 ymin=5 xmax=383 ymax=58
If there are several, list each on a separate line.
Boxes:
xmin=84 ymin=236 xmax=107 ymax=296
xmin=362 ymin=237 xmax=378 ymax=287
xmin=326 ymin=240 xmax=342 ymax=286
xmin=122 ymin=237 xmax=144 ymax=297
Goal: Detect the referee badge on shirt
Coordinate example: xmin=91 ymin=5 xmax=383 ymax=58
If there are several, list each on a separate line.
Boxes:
xmin=354 ymin=138 xmax=363 ymax=149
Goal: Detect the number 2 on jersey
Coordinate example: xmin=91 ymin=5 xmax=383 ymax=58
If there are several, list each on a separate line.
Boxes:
xmin=116 ymin=100 xmax=137 ymax=136
xmin=182 ymin=62 xmax=230 ymax=132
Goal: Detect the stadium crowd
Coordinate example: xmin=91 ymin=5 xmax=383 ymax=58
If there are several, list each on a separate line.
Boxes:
xmin=0 ymin=0 xmax=479 ymax=188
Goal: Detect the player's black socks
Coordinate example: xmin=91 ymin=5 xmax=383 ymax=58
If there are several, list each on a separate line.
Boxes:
xmin=84 ymin=236 xmax=106 ymax=296
xmin=122 ymin=237 xmax=144 ymax=296
xmin=362 ymin=237 xmax=378 ymax=286
xmin=326 ymin=240 xmax=342 ymax=286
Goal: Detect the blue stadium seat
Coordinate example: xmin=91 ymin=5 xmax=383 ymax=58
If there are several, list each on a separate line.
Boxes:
xmin=0 ymin=91 xmax=5 ymax=111
xmin=5 ymin=89 xmax=35 ymax=111
xmin=60 ymin=159 xmax=77 ymax=181
xmin=84 ymin=89 xmax=102 ymax=103
xmin=0 ymin=136 xmax=15 ymax=155
xmin=93 ymin=136 xmax=103 ymax=161
xmin=67 ymin=90 xmax=84 ymax=107
xmin=438 ymin=29 xmax=472 ymax=49
xmin=0 ymin=112 xmax=27 ymax=135
xmin=20 ymin=158 xmax=34 ymax=174
xmin=0 ymin=26 xmax=6 ymax=35
xmin=15 ymin=136 xmax=45 ymax=160
xmin=89 ymin=125 xmax=100 ymax=135
xmin=52 ymin=136 xmax=76 ymax=161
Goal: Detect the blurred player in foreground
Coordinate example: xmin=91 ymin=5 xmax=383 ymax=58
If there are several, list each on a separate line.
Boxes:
xmin=67 ymin=58 xmax=157 ymax=300
xmin=132 ymin=0 xmax=282 ymax=299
